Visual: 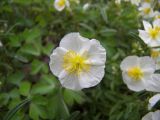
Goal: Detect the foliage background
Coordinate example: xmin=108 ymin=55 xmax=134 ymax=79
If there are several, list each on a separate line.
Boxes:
xmin=0 ymin=0 xmax=158 ymax=120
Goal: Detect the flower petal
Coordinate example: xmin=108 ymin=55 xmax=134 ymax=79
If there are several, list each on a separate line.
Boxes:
xmin=78 ymin=65 xmax=105 ymax=89
xmin=145 ymin=74 xmax=160 ymax=92
xmin=85 ymin=39 xmax=106 ymax=65
xmin=122 ymin=72 xmax=145 ymax=91
xmin=60 ymin=32 xmax=90 ymax=53
xmin=148 ymin=94 xmax=160 ymax=110
xmin=143 ymin=21 xmax=152 ymax=31
xmin=138 ymin=30 xmax=150 ymax=44
xmin=139 ymin=56 xmax=156 ymax=73
xmin=59 ymin=71 xmax=81 ymax=90
xmin=49 ymin=47 xmax=67 ymax=77
xmin=120 ymin=56 xmax=139 ymax=71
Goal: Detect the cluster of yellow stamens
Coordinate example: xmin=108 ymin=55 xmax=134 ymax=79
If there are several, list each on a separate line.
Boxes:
xmin=151 ymin=50 xmax=160 ymax=58
xmin=149 ymin=28 xmax=159 ymax=39
xmin=127 ymin=66 xmax=144 ymax=80
xmin=63 ymin=50 xmax=90 ymax=75
xmin=57 ymin=0 xmax=65 ymax=7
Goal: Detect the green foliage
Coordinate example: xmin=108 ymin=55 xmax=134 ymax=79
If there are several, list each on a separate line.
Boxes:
xmin=0 ymin=0 xmax=154 ymax=120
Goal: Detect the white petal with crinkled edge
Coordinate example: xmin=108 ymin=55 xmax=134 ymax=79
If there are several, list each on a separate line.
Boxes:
xmin=79 ymin=65 xmax=105 ymax=89
xmin=139 ymin=30 xmax=150 ymax=44
xmin=49 ymin=47 xmax=67 ymax=77
xmin=85 ymin=39 xmax=106 ymax=65
xmin=120 ymin=56 xmax=139 ymax=71
xmin=60 ymin=32 xmax=90 ymax=53
xmin=54 ymin=0 xmax=66 ymax=11
xmin=139 ymin=56 xmax=156 ymax=73
xmin=148 ymin=94 xmax=160 ymax=110
xmin=142 ymin=110 xmax=160 ymax=120
xmin=59 ymin=70 xmax=81 ymax=90
xmin=122 ymin=72 xmax=146 ymax=91
xmin=146 ymin=74 xmax=160 ymax=92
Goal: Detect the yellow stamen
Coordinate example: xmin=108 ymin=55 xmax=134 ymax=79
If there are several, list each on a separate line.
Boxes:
xmin=127 ymin=66 xmax=143 ymax=80
xmin=149 ymin=28 xmax=159 ymax=39
xmin=63 ymin=50 xmax=90 ymax=75
xmin=57 ymin=0 xmax=65 ymax=7
xmin=144 ymin=0 xmax=151 ymax=2
xmin=151 ymin=50 xmax=160 ymax=58
xmin=143 ymin=8 xmax=151 ymax=14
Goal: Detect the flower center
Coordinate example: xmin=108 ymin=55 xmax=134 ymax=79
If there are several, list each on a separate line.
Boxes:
xmin=149 ymin=28 xmax=159 ymax=39
xmin=144 ymin=0 xmax=151 ymax=2
xmin=57 ymin=0 xmax=65 ymax=7
xmin=151 ymin=50 xmax=160 ymax=58
xmin=143 ymin=8 xmax=151 ymax=14
xmin=127 ymin=66 xmax=143 ymax=80
xmin=63 ymin=50 xmax=90 ymax=75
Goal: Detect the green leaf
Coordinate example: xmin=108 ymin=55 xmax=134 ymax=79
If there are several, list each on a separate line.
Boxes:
xmin=20 ymin=43 xmax=41 ymax=56
xmin=3 ymin=99 xmax=30 ymax=120
xmin=47 ymin=89 xmax=70 ymax=119
xmin=19 ymin=81 xmax=31 ymax=96
xmin=31 ymin=60 xmax=44 ymax=75
xmin=63 ymin=89 xmax=85 ymax=106
xmin=31 ymin=83 xmax=55 ymax=95
xmin=7 ymin=72 xmax=25 ymax=86
xmin=42 ymin=43 xmax=54 ymax=56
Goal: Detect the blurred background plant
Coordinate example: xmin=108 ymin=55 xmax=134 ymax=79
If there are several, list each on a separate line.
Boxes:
xmin=0 ymin=0 xmax=158 ymax=120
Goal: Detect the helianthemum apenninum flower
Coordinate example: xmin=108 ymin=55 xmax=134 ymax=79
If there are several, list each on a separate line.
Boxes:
xmin=49 ymin=32 xmax=106 ymax=90
xmin=54 ymin=0 xmax=69 ymax=11
xmin=120 ymin=56 xmax=160 ymax=92
xmin=139 ymin=20 xmax=160 ymax=47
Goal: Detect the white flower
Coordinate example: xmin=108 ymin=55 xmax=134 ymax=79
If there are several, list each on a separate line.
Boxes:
xmin=139 ymin=20 xmax=160 ymax=47
xmin=54 ymin=0 xmax=69 ymax=11
xmin=130 ymin=0 xmax=141 ymax=6
xmin=83 ymin=3 xmax=90 ymax=11
xmin=115 ymin=0 xmax=121 ymax=4
xmin=151 ymin=48 xmax=160 ymax=70
xmin=49 ymin=32 xmax=106 ymax=90
xmin=138 ymin=3 xmax=154 ymax=18
xmin=148 ymin=94 xmax=160 ymax=110
xmin=142 ymin=110 xmax=160 ymax=120
xmin=120 ymin=56 xmax=156 ymax=92
xmin=0 ymin=41 xmax=2 ymax=47
xmin=154 ymin=11 xmax=160 ymax=20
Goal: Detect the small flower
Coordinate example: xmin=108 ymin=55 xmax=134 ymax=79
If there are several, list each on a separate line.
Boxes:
xmin=139 ymin=20 xmax=160 ymax=47
xmin=83 ymin=3 xmax=90 ymax=11
xmin=148 ymin=94 xmax=160 ymax=110
xmin=151 ymin=48 xmax=160 ymax=70
xmin=120 ymin=56 xmax=156 ymax=91
xmin=154 ymin=11 xmax=160 ymax=20
xmin=142 ymin=110 xmax=160 ymax=120
xmin=115 ymin=0 xmax=121 ymax=4
xmin=49 ymin=32 xmax=106 ymax=90
xmin=0 ymin=41 xmax=2 ymax=47
xmin=130 ymin=0 xmax=141 ymax=6
xmin=54 ymin=0 xmax=69 ymax=11
xmin=138 ymin=3 xmax=154 ymax=18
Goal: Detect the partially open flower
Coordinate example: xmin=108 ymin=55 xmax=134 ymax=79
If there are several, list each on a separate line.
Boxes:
xmin=49 ymin=33 xmax=106 ymax=90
